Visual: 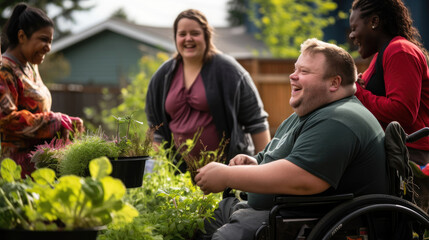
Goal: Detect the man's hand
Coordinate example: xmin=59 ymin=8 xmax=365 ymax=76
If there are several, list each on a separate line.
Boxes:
xmin=229 ymin=154 xmax=258 ymax=166
xmin=195 ymin=162 xmax=229 ymax=195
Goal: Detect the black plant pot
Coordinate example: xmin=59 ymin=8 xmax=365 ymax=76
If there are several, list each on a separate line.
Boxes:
xmin=109 ymin=156 xmax=148 ymax=188
xmin=0 ymin=227 xmax=104 ymax=240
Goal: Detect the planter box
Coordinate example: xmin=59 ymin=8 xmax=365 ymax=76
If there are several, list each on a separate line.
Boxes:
xmin=109 ymin=156 xmax=148 ymax=188
xmin=0 ymin=227 xmax=104 ymax=240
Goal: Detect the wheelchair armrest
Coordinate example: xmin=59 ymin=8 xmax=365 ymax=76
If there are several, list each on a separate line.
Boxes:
xmin=274 ymin=193 xmax=354 ymax=207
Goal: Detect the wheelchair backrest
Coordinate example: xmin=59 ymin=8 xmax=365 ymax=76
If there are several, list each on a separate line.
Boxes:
xmin=384 ymin=121 xmax=415 ymax=201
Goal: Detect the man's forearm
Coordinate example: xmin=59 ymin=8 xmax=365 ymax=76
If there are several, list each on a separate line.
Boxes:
xmin=225 ymin=160 xmax=330 ymax=195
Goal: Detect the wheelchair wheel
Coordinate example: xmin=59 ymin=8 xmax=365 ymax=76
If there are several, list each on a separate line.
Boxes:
xmin=307 ymin=194 xmax=429 ymax=240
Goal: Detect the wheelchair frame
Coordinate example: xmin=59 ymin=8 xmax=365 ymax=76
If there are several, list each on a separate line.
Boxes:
xmin=254 ymin=122 xmax=429 ymax=240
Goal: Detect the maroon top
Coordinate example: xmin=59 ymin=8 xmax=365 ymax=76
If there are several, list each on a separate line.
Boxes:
xmin=165 ymin=63 xmax=220 ymax=158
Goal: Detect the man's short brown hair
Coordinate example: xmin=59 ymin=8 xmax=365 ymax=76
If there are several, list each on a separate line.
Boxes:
xmin=301 ymin=38 xmax=357 ymax=86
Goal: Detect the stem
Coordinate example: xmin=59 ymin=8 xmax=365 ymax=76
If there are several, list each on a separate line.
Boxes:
xmin=126 ymin=119 xmax=131 ymax=140
xmin=74 ymin=189 xmax=89 ymax=227
xmin=197 ymin=194 xmax=206 ymax=216
xmin=116 ymin=120 xmax=120 ymax=142
xmin=172 ymin=198 xmax=178 ymax=209
xmin=0 ymin=188 xmax=32 ymax=229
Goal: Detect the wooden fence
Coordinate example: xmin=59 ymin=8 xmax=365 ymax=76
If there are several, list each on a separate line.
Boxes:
xmin=50 ymin=58 xmax=370 ymax=135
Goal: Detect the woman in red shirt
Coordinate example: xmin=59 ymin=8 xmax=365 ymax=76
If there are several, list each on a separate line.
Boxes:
xmin=349 ymin=0 xmax=429 ymax=212
xmin=349 ymin=0 xmax=429 ymax=163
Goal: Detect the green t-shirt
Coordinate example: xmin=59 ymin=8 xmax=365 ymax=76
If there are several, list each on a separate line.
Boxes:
xmin=248 ymin=96 xmax=389 ymax=210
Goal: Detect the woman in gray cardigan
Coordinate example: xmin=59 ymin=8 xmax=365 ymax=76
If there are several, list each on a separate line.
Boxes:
xmin=145 ymin=9 xmax=270 ymax=164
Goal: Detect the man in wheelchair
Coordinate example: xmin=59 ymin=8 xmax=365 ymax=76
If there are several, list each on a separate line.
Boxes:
xmin=195 ymin=38 xmax=391 ymax=240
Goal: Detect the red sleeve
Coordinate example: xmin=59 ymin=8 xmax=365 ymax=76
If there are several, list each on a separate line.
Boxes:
xmin=355 ymin=49 xmax=422 ymax=127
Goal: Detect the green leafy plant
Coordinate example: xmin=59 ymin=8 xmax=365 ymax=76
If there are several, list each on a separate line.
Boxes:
xmin=31 ymin=114 xmax=156 ymax=178
xmin=0 ymin=157 xmax=138 ymax=230
xmin=58 ymin=129 xmax=121 ymax=177
xmin=98 ymin=146 xmax=222 ymax=240
xmin=112 ymin=113 xmax=157 ymax=157
xmin=180 ymin=129 xmax=229 ymax=184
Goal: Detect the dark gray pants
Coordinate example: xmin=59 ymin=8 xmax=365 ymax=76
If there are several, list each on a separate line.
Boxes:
xmin=198 ymin=197 xmax=269 ymax=240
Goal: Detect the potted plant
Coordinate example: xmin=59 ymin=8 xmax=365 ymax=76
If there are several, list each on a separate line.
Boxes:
xmin=107 ymin=114 xmax=157 ymax=188
xmin=30 ymin=114 xmax=156 ymax=188
xmin=57 ymin=128 xmax=121 ymax=177
xmin=0 ymin=157 xmax=138 ymax=240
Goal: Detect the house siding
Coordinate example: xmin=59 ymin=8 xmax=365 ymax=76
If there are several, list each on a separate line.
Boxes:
xmin=58 ymin=30 xmax=166 ymax=86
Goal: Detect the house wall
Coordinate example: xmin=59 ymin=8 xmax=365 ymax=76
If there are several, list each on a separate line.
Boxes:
xmin=58 ymin=30 xmax=165 ymax=86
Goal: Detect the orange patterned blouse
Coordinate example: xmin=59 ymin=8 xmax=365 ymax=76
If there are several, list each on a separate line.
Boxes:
xmin=0 ymin=56 xmax=63 ymax=176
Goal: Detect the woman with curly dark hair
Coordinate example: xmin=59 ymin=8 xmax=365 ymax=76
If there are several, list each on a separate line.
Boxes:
xmin=349 ymin=0 xmax=429 ymax=212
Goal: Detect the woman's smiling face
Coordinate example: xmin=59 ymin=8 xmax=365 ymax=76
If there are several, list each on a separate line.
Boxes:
xmin=349 ymin=9 xmax=379 ymax=59
xmin=175 ymin=18 xmax=206 ymax=63
xmin=20 ymin=26 xmax=53 ymax=65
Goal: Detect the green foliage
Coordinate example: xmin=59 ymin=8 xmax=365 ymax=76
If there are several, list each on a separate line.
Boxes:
xmin=181 ymin=129 xmax=229 ymax=184
xmin=98 ymin=152 xmax=222 ymax=240
xmin=85 ymin=53 xmax=169 ymax=138
xmin=59 ymin=133 xmax=121 ymax=177
xmin=0 ymin=157 xmax=138 ymax=230
xmin=248 ymin=0 xmax=343 ymax=58
xmin=113 ymin=114 xmax=156 ymax=157
xmin=32 ymin=116 xmax=156 ymax=178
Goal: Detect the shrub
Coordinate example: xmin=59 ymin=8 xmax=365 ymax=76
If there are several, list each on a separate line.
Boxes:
xmin=59 ymin=134 xmax=120 ymax=177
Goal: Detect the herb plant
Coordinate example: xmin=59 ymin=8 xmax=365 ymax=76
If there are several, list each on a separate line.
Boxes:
xmin=113 ymin=114 xmax=157 ymax=157
xmin=98 ymin=143 xmax=222 ymax=240
xmin=181 ymin=129 xmax=229 ymax=184
xmin=58 ymin=131 xmax=121 ymax=177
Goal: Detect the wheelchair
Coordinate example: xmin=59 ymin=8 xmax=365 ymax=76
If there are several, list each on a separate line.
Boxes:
xmin=251 ymin=121 xmax=429 ymax=240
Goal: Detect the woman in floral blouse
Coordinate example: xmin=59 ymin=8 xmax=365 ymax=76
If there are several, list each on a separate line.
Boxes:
xmin=0 ymin=3 xmax=84 ymax=176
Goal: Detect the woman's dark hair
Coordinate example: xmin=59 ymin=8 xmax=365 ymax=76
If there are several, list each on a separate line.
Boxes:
xmin=173 ymin=9 xmax=218 ymax=62
xmin=1 ymin=3 xmax=54 ymax=50
xmin=352 ymin=0 xmax=428 ymax=60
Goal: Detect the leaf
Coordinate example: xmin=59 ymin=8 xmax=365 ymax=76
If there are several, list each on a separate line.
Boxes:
xmin=82 ymin=178 xmax=104 ymax=206
xmin=112 ymin=115 xmax=127 ymax=123
xmin=55 ymin=175 xmax=83 ymax=206
xmin=31 ymin=168 xmax=56 ymax=185
xmin=109 ymin=203 xmax=139 ymax=227
xmin=133 ymin=120 xmax=144 ymax=125
xmin=89 ymin=157 xmax=112 ymax=180
xmin=101 ymin=176 xmax=126 ymax=201
xmin=0 ymin=158 xmax=22 ymax=182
